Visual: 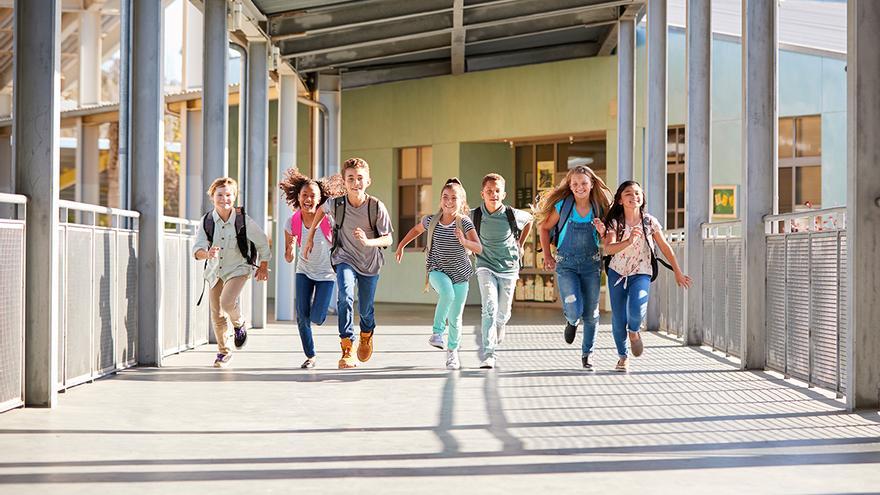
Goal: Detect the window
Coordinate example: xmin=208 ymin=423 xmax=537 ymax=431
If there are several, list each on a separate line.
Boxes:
xmin=778 ymin=116 xmax=821 ymax=214
xmin=398 ymin=146 xmax=433 ymax=249
xmin=666 ymin=126 xmax=686 ymax=229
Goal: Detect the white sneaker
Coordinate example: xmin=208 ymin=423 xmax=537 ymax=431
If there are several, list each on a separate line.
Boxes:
xmin=479 ymin=356 xmax=496 ymax=369
xmin=428 ymin=334 xmax=445 ymax=350
xmin=445 ymin=350 xmax=460 ymax=370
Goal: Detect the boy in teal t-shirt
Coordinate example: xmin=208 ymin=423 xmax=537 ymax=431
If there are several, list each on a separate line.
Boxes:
xmin=470 ymin=173 xmax=533 ymax=369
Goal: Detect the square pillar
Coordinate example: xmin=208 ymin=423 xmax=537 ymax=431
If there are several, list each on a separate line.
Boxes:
xmin=202 ymin=0 xmax=228 ymax=192
xmin=274 ymin=74 xmax=298 ymax=321
xmin=246 ymin=41 xmax=269 ymax=328
xmin=15 ymin=0 xmax=62 ymax=407
xmin=740 ymin=0 xmax=777 ymax=369
xmin=616 ymin=17 xmax=636 ymax=184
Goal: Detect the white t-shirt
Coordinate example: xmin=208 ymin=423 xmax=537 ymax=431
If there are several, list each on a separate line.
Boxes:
xmin=285 ymin=223 xmax=336 ymax=282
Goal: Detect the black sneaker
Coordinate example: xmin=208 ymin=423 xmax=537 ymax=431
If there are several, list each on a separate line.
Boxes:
xmin=582 ymin=354 xmax=593 ymax=371
xmin=564 ymin=322 xmax=577 ymax=344
xmin=234 ymin=324 xmax=248 ymax=349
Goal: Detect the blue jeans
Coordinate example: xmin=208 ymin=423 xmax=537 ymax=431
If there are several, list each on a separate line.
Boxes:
xmin=476 ymin=270 xmax=516 ymax=358
xmin=607 ymin=269 xmax=651 ymax=358
xmin=429 ymin=271 xmax=469 ymax=352
xmin=295 ymin=274 xmax=334 ymax=358
xmin=556 ymin=259 xmax=601 ymax=356
xmin=336 ymin=263 xmax=380 ymax=340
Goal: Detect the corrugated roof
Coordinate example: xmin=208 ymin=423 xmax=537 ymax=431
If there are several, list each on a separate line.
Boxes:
xmin=667 ymin=0 xmax=846 ymax=55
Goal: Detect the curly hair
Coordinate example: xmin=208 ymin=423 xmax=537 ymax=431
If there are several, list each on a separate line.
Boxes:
xmin=278 ymin=168 xmax=345 ymax=210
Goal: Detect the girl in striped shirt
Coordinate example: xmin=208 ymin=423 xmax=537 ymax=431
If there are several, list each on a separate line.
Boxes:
xmin=395 ymin=178 xmax=483 ymax=370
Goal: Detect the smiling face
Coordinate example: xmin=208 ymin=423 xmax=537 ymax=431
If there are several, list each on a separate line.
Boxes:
xmin=481 ymin=179 xmax=506 ymax=210
xmin=441 ymin=185 xmax=464 ymax=215
xmin=298 ymin=183 xmax=320 ymax=214
xmin=618 ymin=183 xmax=644 ymax=210
xmin=568 ymin=172 xmax=593 ymax=200
xmin=212 ymin=185 xmax=236 ymax=212
xmin=343 ymin=167 xmax=370 ymax=196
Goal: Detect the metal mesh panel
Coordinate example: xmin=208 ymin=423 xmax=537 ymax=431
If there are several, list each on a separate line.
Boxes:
xmin=57 ymin=227 xmax=65 ymax=387
xmin=786 ymin=235 xmax=811 ymax=382
xmin=726 ymin=239 xmax=742 ymax=357
xmin=0 ymin=224 xmax=25 ymax=409
xmin=809 ymin=233 xmax=842 ymax=390
xmin=702 ymin=239 xmax=714 ymax=347
xmin=838 ymin=233 xmax=847 ymax=395
xmin=712 ymin=241 xmax=727 ymax=353
xmin=192 ymin=255 xmax=210 ymax=346
xmin=117 ymin=232 xmax=138 ymax=367
xmin=65 ymin=228 xmax=94 ymax=386
xmin=94 ymin=230 xmax=116 ymax=373
xmin=766 ymin=236 xmax=787 ymax=371
xmin=163 ymin=236 xmax=182 ymax=355
xmin=674 ymin=243 xmax=685 ymax=337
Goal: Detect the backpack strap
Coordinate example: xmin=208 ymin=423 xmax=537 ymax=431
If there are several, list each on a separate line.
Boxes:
xmin=234 ymin=207 xmax=258 ymax=267
xmin=331 ymin=196 xmax=347 ymax=256
xmin=551 ymin=195 xmax=575 ymax=246
xmin=367 ymin=195 xmax=380 ymax=237
xmin=423 ymin=211 xmax=443 ymax=292
xmin=472 ymin=207 xmax=483 ymax=238
xmin=641 ymin=214 xmax=672 ymax=281
xmin=504 ymin=206 xmax=521 ymax=241
xmin=197 ymin=212 xmax=214 ymax=306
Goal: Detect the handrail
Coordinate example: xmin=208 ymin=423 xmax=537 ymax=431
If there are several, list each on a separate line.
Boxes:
xmin=0 ymin=192 xmax=27 ymax=205
xmin=764 ymin=206 xmax=845 ymax=234
xmin=58 ymin=199 xmax=140 ymax=219
xmin=666 ymin=228 xmax=686 ymax=243
xmin=163 ymin=216 xmax=200 ymax=227
xmin=701 ymin=220 xmax=742 ymax=239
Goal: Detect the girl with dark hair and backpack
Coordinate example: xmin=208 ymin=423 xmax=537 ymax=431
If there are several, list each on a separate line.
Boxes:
xmin=603 ymin=180 xmax=691 ymax=372
xmin=534 ymin=165 xmax=613 ymax=370
xmin=395 ymin=178 xmax=483 ymax=370
xmin=279 ymin=169 xmax=345 ymax=369
xmin=192 ymin=177 xmax=271 ymax=368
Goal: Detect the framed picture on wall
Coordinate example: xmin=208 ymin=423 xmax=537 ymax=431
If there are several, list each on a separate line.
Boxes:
xmin=712 ymin=185 xmax=738 ymax=218
xmin=537 ymin=161 xmax=555 ymax=191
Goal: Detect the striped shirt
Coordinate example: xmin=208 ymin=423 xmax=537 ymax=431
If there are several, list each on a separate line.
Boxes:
xmin=421 ymin=214 xmax=476 ymax=284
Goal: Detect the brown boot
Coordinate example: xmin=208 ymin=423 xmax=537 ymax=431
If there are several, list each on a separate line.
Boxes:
xmin=357 ymin=331 xmax=374 ymax=362
xmin=339 ymin=338 xmax=356 ymax=369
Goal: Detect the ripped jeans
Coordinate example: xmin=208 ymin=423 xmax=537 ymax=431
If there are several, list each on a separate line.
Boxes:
xmin=556 ymin=257 xmax=601 ymax=356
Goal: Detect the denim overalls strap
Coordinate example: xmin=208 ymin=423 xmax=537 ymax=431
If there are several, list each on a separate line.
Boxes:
xmin=556 ymin=208 xmax=601 ymax=266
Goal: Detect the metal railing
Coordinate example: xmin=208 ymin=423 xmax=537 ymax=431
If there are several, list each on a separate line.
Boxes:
xmin=657 ymin=229 xmax=686 ymax=338
xmin=58 ymin=200 xmax=139 ymax=390
xmin=765 ymin=207 xmax=847 ymax=396
xmin=0 ymin=193 xmax=26 ymax=412
xmin=162 ymin=217 xmax=212 ymax=357
xmin=701 ymin=221 xmax=743 ymax=358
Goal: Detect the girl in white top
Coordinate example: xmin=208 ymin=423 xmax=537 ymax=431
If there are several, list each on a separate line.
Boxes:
xmin=279 ymin=169 xmax=344 ymax=369
xmin=603 ymin=180 xmax=691 ymax=372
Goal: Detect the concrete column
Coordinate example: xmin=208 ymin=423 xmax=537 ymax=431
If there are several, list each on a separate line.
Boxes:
xmin=185 ymin=108 xmax=204 ymax=218
xmin=275 ymin=74 xmax=297 ymax=321
xmin=0 ymin=135 xmax=11 ymax=193
xmin=246 ymin=41 xmax=268 ymax=328
xmin=183 ymin=0 xmax=204 ymax=91
xmin=740 ymin=0 xmax=776 ymax=370
xmin=645 ymin=0 xmax=668 ymax=332
xmin=317 ymin=73 xmax=341 ymax=177
xmin=685 ymin=0 xmax=711 ymax=346
xmin=78 ymin=10 xmax=101 ymax=106
xmin=0 ymin=93 xmax=12 ymax=117
xmin=202 ymin=0 xmax=228 ymax=191
xmin=846 ymin=0 xmax=880 ymax=411
xmin=14 ymin=0 xmax=61 ymax=407
xmin=131 ymin=0 xmax=165 ymax=366
xmin=80 ymin=124 xmax=100 ymax=205
xmin=616 ymin=18 xmax=635 ymax=184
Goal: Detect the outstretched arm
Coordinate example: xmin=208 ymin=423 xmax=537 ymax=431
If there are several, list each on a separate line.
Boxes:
xmin=394 ymin=224 xmax=426 ymax=262
xmin=653 ymin=229 xmax=692 ymax=288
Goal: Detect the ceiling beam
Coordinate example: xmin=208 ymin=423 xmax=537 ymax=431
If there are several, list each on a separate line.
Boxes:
xmin=301 ymin=47 xmax=451 ymax=74
xmin=269 ymin=0 xmax=451 ymax=38
xmin=342 ymin=60 xmax=451 ymax=89
xmin=282 ymin=27 xmax=452 ymax=60
xmin=466 ymin=0 xmax=635 ymax=31
xmin=466 ymin=41 xmax=599 ymax=72
xmin=598 ymin=3 xmax=641 ymax=56
xmin=297 ymin=37 xmax=450 ymax=72
xmin=451 ymin=0 xmax=464 ymax=75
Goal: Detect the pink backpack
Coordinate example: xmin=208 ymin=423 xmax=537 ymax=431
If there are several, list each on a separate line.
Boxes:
xmin=290 ymin=210 xmax=332 ymax=246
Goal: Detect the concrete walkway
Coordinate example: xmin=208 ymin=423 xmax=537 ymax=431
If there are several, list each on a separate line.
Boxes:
xmin=1 ymin=305 xmax=879 ymax=494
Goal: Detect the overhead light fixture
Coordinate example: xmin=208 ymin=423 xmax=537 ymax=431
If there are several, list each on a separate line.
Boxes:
xmin=230 ymin=1 xmax=243 ymax=31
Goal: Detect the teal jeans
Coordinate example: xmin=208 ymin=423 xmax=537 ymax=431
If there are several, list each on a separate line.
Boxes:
xmin=429 ymin=271 xmax=470 ymax=351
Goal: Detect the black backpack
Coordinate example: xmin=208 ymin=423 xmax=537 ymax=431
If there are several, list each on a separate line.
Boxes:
xmin=539 ymin=195 xmax=598 ymax=251
xmin=471 ymin=205 xmax=521 ymax=241
xmin=196 ymin=207 xmax=257 ymax=306
xmin=330 ymin=195 xmax=383 ymax=256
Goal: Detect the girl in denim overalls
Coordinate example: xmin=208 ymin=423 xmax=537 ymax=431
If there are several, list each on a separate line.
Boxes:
xmin=535 ymin=166 xmax=613 ymax=370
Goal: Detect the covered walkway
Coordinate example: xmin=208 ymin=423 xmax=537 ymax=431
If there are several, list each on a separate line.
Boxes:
xmin=1 ymin=306 xmax=878 ymax=493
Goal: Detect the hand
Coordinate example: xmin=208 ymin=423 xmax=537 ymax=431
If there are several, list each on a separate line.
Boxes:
xmin=302 ymin=238 xmax=314 ymax=260
xmin=395 ymin=246 xmax=404 ymax=263
xmin=254 ymin=265 xmax=269 ymax=281
xmin=353 ymin=227 xmax=368 ymax=246
xmin=454 ymin=227 xmax=466 ymax=246
xmin=284 ymin=248 xmax=294 ymax=264
xmin=206 ymin=246 xmax=220 ymax=259
xmin=629 ymin=226 xmax=643 ymax=244
xmin=592 ymin=218 xmax=606 ymax=237
xmin=543 ymin=255 xmax=557 ymax=271
xmin=675 ymin=271 xmax=692 ymax=288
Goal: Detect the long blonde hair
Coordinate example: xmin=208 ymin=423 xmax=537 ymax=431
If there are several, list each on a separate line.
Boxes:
xmin=533 ymin=165 xmax=613 ymax=224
